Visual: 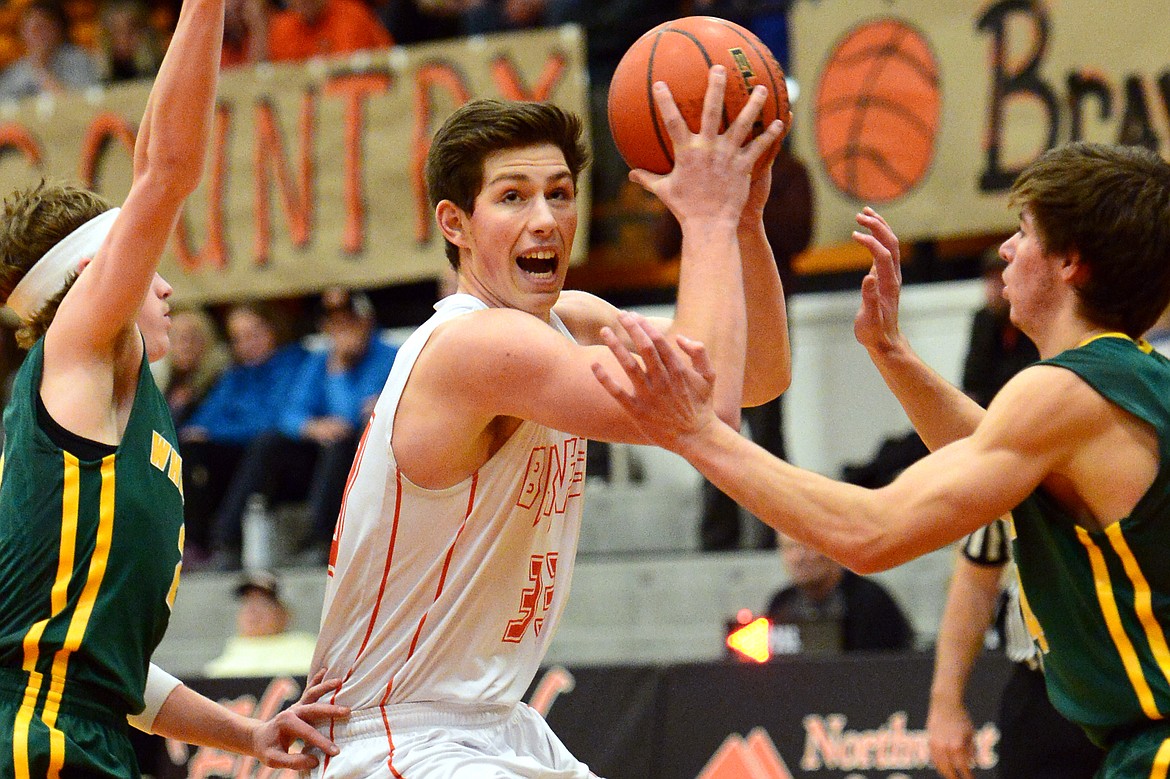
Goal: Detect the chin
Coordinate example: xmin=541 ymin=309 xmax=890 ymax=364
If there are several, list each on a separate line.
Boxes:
xmin=145 ymin=336 xmax=170 ymax=364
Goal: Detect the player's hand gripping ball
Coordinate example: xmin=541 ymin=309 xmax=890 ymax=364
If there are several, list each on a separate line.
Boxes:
xmin=607 ymin=16 xmax=792 ymax=174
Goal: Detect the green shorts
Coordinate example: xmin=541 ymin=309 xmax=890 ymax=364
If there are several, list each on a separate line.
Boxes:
xmin=1100 ymin=720 xmax=1170 ymax=779
xmin=0 ymin=693 xmax=138 ymax=779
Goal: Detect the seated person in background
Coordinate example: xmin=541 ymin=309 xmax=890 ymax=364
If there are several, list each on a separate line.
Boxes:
xmin=155 ymin=306 xmax=231 ymax=427
xmin=180 ymin=301 xmax=307 ymax=568
xmin=768 ymin=531 xmax=914 ymax=652
xmin=0 ymin=0 xmax=101 ymax=99
xmin=225 ymin=288 xmax=398 ymax=567
xmin=204 ymin=570 xmax=318 ymax=678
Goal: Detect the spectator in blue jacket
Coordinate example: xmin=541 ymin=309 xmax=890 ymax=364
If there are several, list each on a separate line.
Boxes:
xmin=179 ymin=301 xmax=307 ymax=568
xmin=214 ymin=288 xmax=397 ymax=568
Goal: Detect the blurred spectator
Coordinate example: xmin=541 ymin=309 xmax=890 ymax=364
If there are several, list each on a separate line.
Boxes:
xmin=203 ymin=570 xmax=318 ymax=678
xmin=96 ymin=0 xmax=162 ymax=82
xmin=180 ymin=302 xmax=307 ymax=569
xmin=767 ymin=532 xmax=914 ymax=652
xmin=221 ymin=288 xmax=398 ymax=567
xmin=156 ymin=307 xmax=231 ymax=427
xmin=220 ymin=0 xmax=269 ymax=68
xmin=842 ymin=248 xmax=1039 ymax=491
xmin=961 ymin=249 xmax=1039 ymax=408
xmin=462 ymin=0 xmax=555 ymax=35
xmin=0 ymin=0 xmax=101 ymax=100
xmin=657 ymin=144 xmax=813 ymax=551
xmin=267 ymin=0 xmax=392 ymax=62
xmin=370 ymin=0 xmax=465 ymax=44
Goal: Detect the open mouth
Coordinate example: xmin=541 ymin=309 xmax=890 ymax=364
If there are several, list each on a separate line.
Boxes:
xmin=517 ymin=250 xmax=558 ymax=277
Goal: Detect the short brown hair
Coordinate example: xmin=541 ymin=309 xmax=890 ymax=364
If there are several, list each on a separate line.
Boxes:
xmin=1010 ymin=142 xmax=1170 ymax=337
xmin=425 ymin=99 xmax=590 ymax=269
xmin=0 ymin=180 xmax=111 ymax=348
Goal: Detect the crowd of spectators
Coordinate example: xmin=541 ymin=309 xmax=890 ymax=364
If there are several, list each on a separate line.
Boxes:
xmin=1 ymin=0 xmax=791 ymax=94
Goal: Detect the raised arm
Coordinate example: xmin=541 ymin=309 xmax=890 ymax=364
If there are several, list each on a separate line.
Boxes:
xmin=634 ymin=67 xmax=784 ymax=426
xmin=737 ymin=151 xmax=793 ymax=407
xmin=852 ymin=208 xmax=986 ymax=448
xmin=52 ymin=0 xmax=223 ymax=353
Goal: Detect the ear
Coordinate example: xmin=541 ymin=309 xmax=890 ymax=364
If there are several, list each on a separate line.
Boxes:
xmin=435 ymin=200 xmax=470 ymax=249
xmin=77 ymin=256 xmax=93 ymax=273
xmin=1061 ymin=248 xmax=1090 ymax=287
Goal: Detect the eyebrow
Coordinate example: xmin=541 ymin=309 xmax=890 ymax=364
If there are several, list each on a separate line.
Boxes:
xmin=485 ymin=171 xmax=573 ymax=188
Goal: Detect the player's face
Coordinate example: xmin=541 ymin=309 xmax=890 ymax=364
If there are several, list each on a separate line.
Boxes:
xmin=136 ymin=273 xmax=173 ymax=362
xmin=999 ymin=209 xmax=1064 ymax=339
xmin=454 ymin=143 xmax=578 ymax=320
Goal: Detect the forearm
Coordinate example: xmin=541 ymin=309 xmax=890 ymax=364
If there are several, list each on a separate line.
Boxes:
xmin=739 ymin=218 xmax=790 ymax=406
xmin=135 ymin=0 xmax=224 ymax=189
xmin=669 ymin=218 xmax=746 ymax=426
xmin=930 ymin=558 xmax=1003 ymax=710
xmin=676 ymin=421 xmax=903 ymax=571
xmin=866 ymin=340 xmax=986 ymax=450
xmin=151 ymin=684 xmax=258 ymax=755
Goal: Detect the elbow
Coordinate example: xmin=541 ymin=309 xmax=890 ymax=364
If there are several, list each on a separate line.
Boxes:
xmin=138 ymin=151 xmax=204 ymax=200
xmin=835 ymin=518 xmax=906 ymax=575
xmin=741 ymin=354 xmax=792 ymax=408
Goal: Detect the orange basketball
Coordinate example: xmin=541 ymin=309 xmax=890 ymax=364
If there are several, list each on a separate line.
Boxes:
xmin=607 ymin=16 xmax=791 ymax=175
xmin=814 ymin=19 xmax=941 ymax=203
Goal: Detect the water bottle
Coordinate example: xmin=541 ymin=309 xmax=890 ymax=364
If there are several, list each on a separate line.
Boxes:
xmin=242 ymin=493 xmax=274 ymax=571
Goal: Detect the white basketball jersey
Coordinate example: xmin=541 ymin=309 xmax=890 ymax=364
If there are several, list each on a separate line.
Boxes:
xmin=312 ymin=294 xmax=586 ymax=711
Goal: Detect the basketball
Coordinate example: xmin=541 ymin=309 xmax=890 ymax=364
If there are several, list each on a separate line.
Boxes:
xmin=814 ymin=19 xmax=941 ymax=203
xmin=607 ymin=16 xmax=791 ymax=175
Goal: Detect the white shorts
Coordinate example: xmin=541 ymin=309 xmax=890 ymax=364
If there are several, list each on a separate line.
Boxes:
xmin=310 ymin=701 xmax=600 ymax=779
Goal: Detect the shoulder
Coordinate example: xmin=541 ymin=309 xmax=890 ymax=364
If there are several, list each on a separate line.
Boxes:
xmin=967 ymin=364 xmax=1109 ymax=465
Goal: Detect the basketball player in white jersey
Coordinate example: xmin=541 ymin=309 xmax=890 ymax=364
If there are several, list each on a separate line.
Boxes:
xmin=308 ymin=67 xmax=789 ymax=778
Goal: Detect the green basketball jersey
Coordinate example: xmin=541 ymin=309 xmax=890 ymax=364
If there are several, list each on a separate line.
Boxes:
xmin=0 ymin=340 xmax=185 ymax=745
xmin=1011 ymin=334 xmax=1170 ymax=747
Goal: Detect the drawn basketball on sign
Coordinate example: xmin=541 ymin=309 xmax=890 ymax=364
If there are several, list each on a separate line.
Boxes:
xmin=814 ymin=19 xmax=941 ymax=203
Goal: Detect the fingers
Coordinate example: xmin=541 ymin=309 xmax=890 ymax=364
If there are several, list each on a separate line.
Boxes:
xmin=676 ymin=335 xmax=714 ymax=385
xmin=651 ymin=80 xmax=690 ymax=144
xmin=722 ymin=81 xmax=766 ymax=146
xmin=698 ymin=65 xmax=729 ymax=138
xmin=300 ymin=674 xmax=343 ymax=704
xmin=743 ymin=119 xmax=784 ymax=167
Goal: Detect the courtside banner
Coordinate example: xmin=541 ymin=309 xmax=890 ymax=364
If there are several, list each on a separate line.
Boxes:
xmin=0 ymin=26 xmax=589 ymax=306
xmin=151 ymin=652 xmax=1010 ymax=777
xmin=791 ymin=0 xmax=1170 ymax=246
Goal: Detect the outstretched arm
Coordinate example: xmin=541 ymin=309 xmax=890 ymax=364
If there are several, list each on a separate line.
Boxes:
xmin=928 ymin=554 xmax=1004 ymax=779
xmin=852 ymin=208 xmax=986 ymax=449
xmin=53 ymin=0 xmax=223 ymax=352
xmin=151 ymin=671 xmax=349 ymax=771
xmin=592 ymin=313 xmax=1071 ymax=573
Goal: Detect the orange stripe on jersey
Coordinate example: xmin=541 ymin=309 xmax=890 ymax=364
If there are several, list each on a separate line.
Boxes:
xmin=331 ymin=413 xmax=376 ymax=579
xmin=379 ymin=472 xmax=477 ymax=779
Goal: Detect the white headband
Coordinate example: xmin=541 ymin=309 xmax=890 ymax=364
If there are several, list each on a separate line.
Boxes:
xmin=6 ymin=207 xmax=121 ymax=322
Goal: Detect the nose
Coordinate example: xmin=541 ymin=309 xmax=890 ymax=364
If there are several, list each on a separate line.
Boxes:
xmin=998 ymin=235 xmax=1015 ymax=263
xmin=529 ymin=195 xmax=556 ymax=233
